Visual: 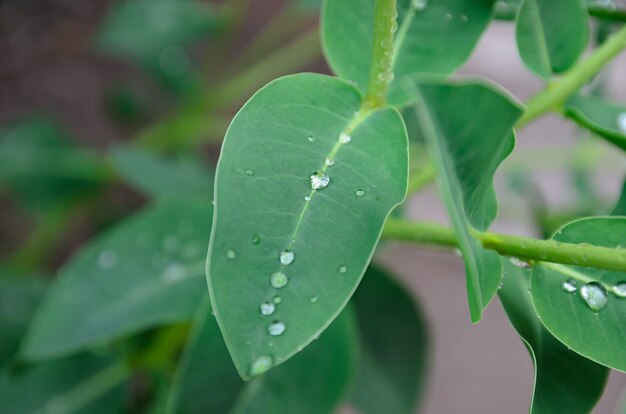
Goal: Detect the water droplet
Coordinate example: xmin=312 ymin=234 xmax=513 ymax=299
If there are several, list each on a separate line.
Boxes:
xmin=580 ymin=282 xmax=608 ymax=312
xmin=279 ymin=250 xmax=295 ymax=265
xmin=325 ymin=158 xmax=334 ymax=167
xmin=307 ymin=135 xmax=315 ymax=142
xmin=310 ymin=296 xmax=318 ymax=303
xmin=98 ymin=250 xmax=117 ymax=270
xmin=390 ymin=20 xmax=398 ymax=33
xmin=310 ymin=171 xmax=330 ymax=190
xmin=617 ymin=112 xmax=626 ymax=133
xmin=355 ymin=189 xmax=365 ymax=197
xmin=612 ymin=282 xmax=626 ymax=298
xmin=273 ymin=295 xmax=282 ymax=304
xmin=338 ymin=265 xmax=348 ymax=274
xmin=444 ymin=12 xmax=452 ymax=21
xmin=380 ymin=39 xmax=392 ymax=48
xmin=245 ymin=169 xmax=254 ymax=176
xmin=268 ymin=321 xmax=286 ymax=336
xmin=562 ymin=278 xmax=577 ymax=293
xmin=339 ymin=132 xmax=351 ymax=144
xmin=260 ymin=301 xmax=275 ymax=316
xmin=304 ymin=195 xmax=311 ymax=201
xmin=249 ymin=355 xmax=273 ymax=376
xmin=412 ymin=0 xmax=427 ymax=10
xmin=226 ymin=249 xmax=236 ymax=259
xmin=378 ymin=70 xmax=394 ymax=82
xmin=509 ymin=257 xmax=530 ymax=268
xmin=270 ymin=272 xmax=288 ymax=288
xmin=252 ymin=234 xmax=261 ymax=245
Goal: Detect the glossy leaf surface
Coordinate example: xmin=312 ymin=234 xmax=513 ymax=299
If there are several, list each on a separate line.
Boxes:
xmin=208 ymin=73 xmax=408 ymax=378
xmin=564 ymin=94 xmax=626 ymax=151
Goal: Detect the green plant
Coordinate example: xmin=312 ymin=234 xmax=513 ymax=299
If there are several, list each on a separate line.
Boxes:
xmin=1 ymin=0 xmax=626 ymax=412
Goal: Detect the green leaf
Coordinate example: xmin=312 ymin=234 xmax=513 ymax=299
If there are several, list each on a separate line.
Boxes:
xmin=22 ymin=200 xmax=211 ymax=361
xmin=531 ymin=217 xmax=626 ymax=372
xmin=166 ymin=297 xmax=244 ymax=414
xmin=408 ymin=81 xmax=523 ymax=322
xmin=564 ymin=94 xmax=626 ymax=151
xmin=499 ymin=260 xmax=608 ymax=413
xmin=613 ymin=178 xmax=626 ymax=215
xmin=515 ymin=0 xmax=589 ymax=79
xmin=231 ymin=310 xmax=357 ymax=414
xmin=0 ymin=354 xmax=127 ymax=414
xmin=208 ymin=73 xmax=408 ymax=378
xmin=350 ymin=266 xmax=428 ymax=414
xmin=322 ymin=0 xmax=495 ymax=105
xmin=109 ymin=146 xmax=213 ymax=200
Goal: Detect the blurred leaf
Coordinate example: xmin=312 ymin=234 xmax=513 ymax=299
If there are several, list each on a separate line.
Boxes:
xmin=0 ymin=269 xmax=47 ymax=367
xmin=531 ymin=217 xmax=626 ymax=372
xmin=231 ymin=310 xmax=357 ymax=414
xmin=408 ymin=81 xmax=523 ymax=322
xmin=613 ymin=178 xmax=626 ymax=215
xmin=293 ymin=0 xmax=322 ymax=11
xmin=22 ymin=200 xmax=211 ymax=361
xmin=104 ymin=85 xmax=149 ymax=124
xmin=322 ymin=0 xmax=495 ymax=105
xmin=516 ymin=0 xmax=589 ymax=79
xmin=499 ymin=260 xmax=608 ymax=413
xmin=109 ymin=146 xmax=213 ymax=200
xmin=350 ymin=266 xmax=428 ymax=414
xmin=208 ymin=73 xmax=407 ymax=379
xmin=0 ymin=354 xmax=127 ymax=414
xmin=0 ymin=118 xmax=105 ymax=212
xmin=564 ymin=94 xmax=626 ymax=151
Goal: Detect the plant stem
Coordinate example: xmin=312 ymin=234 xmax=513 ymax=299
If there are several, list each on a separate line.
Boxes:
xmin=517 ymin=25 xmax=626 ymax=128
xmin=364 ymin=0 xmax=397 ymax=109
xmin=383 ymin=218 xmax=626 ymax=273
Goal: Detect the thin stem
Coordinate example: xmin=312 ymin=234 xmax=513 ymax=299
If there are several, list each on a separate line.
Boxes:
xmin=383 ymin=218 xmax=626 ymax=273
xmin=364 ymin=0 xmax=397 ymax=109
xmin=517 ymin=25 xmax=626 ymax=128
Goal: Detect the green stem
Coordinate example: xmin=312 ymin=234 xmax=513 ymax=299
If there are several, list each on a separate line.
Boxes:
xmin=364 ymin=0 xmax=397 ymax=109
xmin=383 ymin=218 xmax=626 ymax=273
xmin=517 ymin=25 xmax=626 ymax=128
xmin=495 ymin=3 xmax=626 ymax=22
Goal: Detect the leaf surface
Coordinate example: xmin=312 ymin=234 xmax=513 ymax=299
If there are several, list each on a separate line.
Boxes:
xmin=564 ymin=94 xmax=626 ymax=151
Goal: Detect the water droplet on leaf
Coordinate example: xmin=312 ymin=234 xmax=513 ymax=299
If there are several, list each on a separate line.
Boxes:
xmin=310 ymin=171 xmax=330 ymax=190
xmin=325 ymin=158 xmax=334 ymax=167
xmin=260 ymin=301 xmax=275 ymax=316
xmin=612 ymin=282 xmax=626 ymax=298
xmin=273 ymin=295 xmax=282 ymax=304
xmin=249 ymin=355 xmax=273 ymax=376
xmin=412 ymin=0 xmax=427 ymax=10
xmin=270 ymin=272 xmax=288 ymax=288
xmin=580 ymin=282 xmax=608 ymax=312
xmin=562 ymin=279 xmax=577 ymax=293
xmin=245 ymin=169 xmax=254 ymax=176
xmin=279 ymin=250 xmax=295 ymax=265
xmin=307 ymin=135 xmax=315 ymax=142
xmin=251 ymin=234 xmax=261 ymax=245
xmin=304 ymin=195 xmax=311 ymax=201
xmin=355 ymin=189 xmax=365 ymax=197
xmin=338 ymin=265 xmax=348 ymax=274
xmin=98 ymin=250 xmax=117 ymax=270
xmin=509 ymin=257 xmax=530 ymax=268
xmin=310 ymin=296 xmax=318 ymax=303
xmin=339 ymin=132 xmax=351 ymax=144
xmin=268 ymin=321 xmax=286 ymax=336
xmin=226 ymin=249 xmax=236 ymax=259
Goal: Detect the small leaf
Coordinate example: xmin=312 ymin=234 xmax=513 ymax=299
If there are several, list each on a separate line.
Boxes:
xmin=109 ymin=146 xmax=213 ymax=200
xmin=499 ymin=260 xmax=609 ymax=413
xmin=564 ymin=94 xmax=626 ymax=151
xmin=208 ymin=73 xmax=408 ymax=378
xmin=407 ymin=81 xmax=523 ymax=322
xmin=22 ymin=200 xmax=211 ymax=361
xmin=613 ymin=178 xmax=626 ymax=215
xmin=515 ymin=0 xmax=589 ymax=78
xmin=322 ymin=0 xmax=496 ymax=105
xmin=350 ymin=266 xmax=428 ymax=414
xmin=531 ymin=217 xmax=626 ymax=372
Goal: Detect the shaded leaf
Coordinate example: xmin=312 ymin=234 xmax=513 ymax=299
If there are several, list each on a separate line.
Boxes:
xmin=350 ymin=266 xmax=428 ymax=414
xmin=613 ymin=178 xmax=626 ymax=215
xmin=499 ymin=260 xmax=608 ymax=413
xmin=564 ymin=94 xmax=626 ymax=151
xmin=22 ymin=200 xmax=211 ymax=361
xmin=408 ymin=81 xmax=523 ymax=322
xmin=208 ymin=73 xmax=408 ymax=378
xmin=531 ymin=217 xmax=626 ymax=372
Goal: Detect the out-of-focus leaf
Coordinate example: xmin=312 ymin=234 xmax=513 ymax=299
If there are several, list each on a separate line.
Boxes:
xmin=0 ymin=354 xmax=127 ymax=414
xmin=22 ymin=200 xmax=211 ymax=361
xmin=499 ymin=260 xmax=608 ymax=413
xmin=564 ymin=94 xmax=626 ymax=151
xmin=350 ymin=266 xmax=428 ymax=414
xmin=109 ymin=146 xmax=213 ymax=200
xmin=613 ymin=178 xmax=626 ymax=215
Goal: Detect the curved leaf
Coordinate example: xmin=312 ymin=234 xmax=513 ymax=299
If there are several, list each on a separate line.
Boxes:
xmin=350 ymin=266 xmax=428 ymax=414
xmin=516 ymin=0 xmax=589 ymax=78
xmin=208 ymin=73 xmax=408 ymax=378
xmin=22 ymin=200 xmax=211 ymax=361
xmin=408 ymin=81 xmax=523 ymax=322
xmin=564 ymin=94 xmax=626 ymax=151
xmin=531 ymin=217 xmax=626 ymax=372
xmin=499 ymin=260 xmax=608 ymax=413
xmin=613 ymin=178 xmax=626 ymax=215
xmin=322 ymin=0 xmax=495 ymax=105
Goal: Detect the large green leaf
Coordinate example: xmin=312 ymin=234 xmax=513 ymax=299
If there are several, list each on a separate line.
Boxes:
xmin=531 ymin=217 xmax=626 ymax=372
xmin=22 ymin=200 xmax=211 ymax=361
xmin=231 ymin=310 xmax=357 ymax=414
xmin=0 ymin=354 xmax=127 ymax=414
xmin=208 ymin=73 xmax=408 ymax=378
xmin=499 ymin=260 xmax=608 ymax=413
xmin=322 ymin=0 xmax=495 ymax=105
xmin=349 ymin=266 xmax=428 ymax=414
xmin=408 ymin=81 xmax=523 ymax=322
xmin=515 ymin=0 xmax=589 ymax=79
xmin=564 ymin=94 xmax=626 ymax=151
xmin=109 ymin=146 xmax=213 ymax=200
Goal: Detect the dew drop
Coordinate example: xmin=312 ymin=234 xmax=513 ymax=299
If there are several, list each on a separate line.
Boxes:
xmin=310 ymin=296 xmax=318 ymax=303
xmin=268 ymin=321 xmax=286 ymax=336
xmin=562 ymin=278 xmax=577 ymax=293
xmin=412 ymin=0 xmax=427 ymax=10
xmin=339 ymin=132 xmax=351 ymax=144
xmin=307 ymin=135 xmax=315 ymax=142
xmin=251 ymin=234 xmax=261 ymax=245
xmin=325 ymin=158 xmax=334 ymax=167
xmin=617 ymin=112 xmax=626 ymax=133
xmin=338 ymin=265 xmax=348 ymax=274
xmin=279 ymin=250 xmax=295 ymax=265
xmin=355 ymin=189 xmax=365 ymax=197
xmin=245 ymin=168 xmax=254 ymax=176
xmin=270 ymin=272 xmax=288 ymax=288
xmin=612 ymin=282 xmax=626 ymax=298
xmin=580 ymin=282 xmax=608 ymax=312
xmin=226 ymin=249 xmax=236 ymax=259
xmin=260 ymin=301 xmax=275 ymax=316
xmin=249 ymin=355 xmax=273 ymax=376
xmin=304 ymin=195 xmax=311 ymax=201
xmin=310 ymin=171 xmax=330 ymax=190
xmin=273 ymin=295 xmax=282 ymax=304
xmin=509 ymin=257 xmax=530 ymax=268
xmin=98 ymin=250 xmax=117 ymax=270
xmin=378 ymin=70 xmax=394 ymax=82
